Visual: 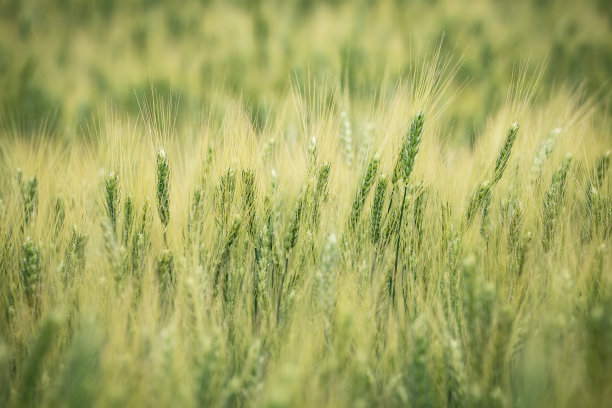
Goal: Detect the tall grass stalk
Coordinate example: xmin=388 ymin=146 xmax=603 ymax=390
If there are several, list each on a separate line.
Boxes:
xmin=391 ymin=111 xmax=424 ymax=303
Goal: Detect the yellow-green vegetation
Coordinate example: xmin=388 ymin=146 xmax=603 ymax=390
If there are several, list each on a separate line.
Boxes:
xmin=2 ymin=0 xmax=612 ymax=136
xmin=1 ymin=1 xmax=612 ymax=407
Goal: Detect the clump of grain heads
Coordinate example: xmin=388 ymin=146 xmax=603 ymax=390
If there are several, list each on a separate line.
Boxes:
xmin=2 ymin=56 xmax=612 ymax=407
xmin=465 ymin=123 xmax=519 ymax=226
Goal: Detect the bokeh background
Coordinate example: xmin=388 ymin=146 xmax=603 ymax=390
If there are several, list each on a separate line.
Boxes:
xmin=1 ymin=0 xmax=611 ymax=140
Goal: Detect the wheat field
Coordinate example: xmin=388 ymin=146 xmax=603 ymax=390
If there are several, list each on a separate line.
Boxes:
xmin=1 ymin=1 xmax=612 ymax=407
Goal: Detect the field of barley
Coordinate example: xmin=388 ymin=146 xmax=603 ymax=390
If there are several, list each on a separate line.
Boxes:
xmin=1 ymin=0 xmax=611 ymax=407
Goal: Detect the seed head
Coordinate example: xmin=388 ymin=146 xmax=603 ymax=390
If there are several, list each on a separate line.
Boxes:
xmin=21 ymin=174 xmax=38 ymax=226
xmin=492 ymin=122 xmax=519 ymax=185
xmin=104 ymin=171 xmax=119 ymax=234
xmin=21 ymin=237 xmax=41 ymax=307
xmin=370 ymin=176 xmax=388 ymax=246
xmin=156 ymin=149 xmax=170 ymax=228
xmin=542 ymin=154 xmax=572 ymax=251
xmin=393 ymin=110 xmax=425 ymax=184
xmin=349 ymin=156 xmax=379 ymax=231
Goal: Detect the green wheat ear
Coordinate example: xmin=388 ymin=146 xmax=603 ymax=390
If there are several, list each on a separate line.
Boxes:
xmin=529 ymin=127 xmax=561 ymax=185
xmin=492 ymin=122 xmax=519 ymax=184
xmin=213 ymin=215 xmax=242 ymax=295
xmin=391 ymin=110 xmax=425 ymax=304
xmin=18 ymin=171 xmax=38 ymax=227
xmin=216 ymin=168 xmax=237 ymax=232
xmin=21 ymin=237 xmax=42 ymax=308
xmin=311 ymin=162 xmax=331 ymax=230
xmin=284 ymin=191 xmax=304 ymax=255
xmin=392 ymin=110 xmax=425 ymax=184
xmin=349 ymin=155 xmax=379 ymax=231
xmin=104 ymin=171 xmax=119 ymax=234
xmin=542 ymin=154 xmax=572 ymax=252
xmin=370 ymin=176 xmax=388 ymax=247
xmin=156 ymin=149 xmax=170 ymax=231
xmin=465 ymin=181 xmax=490 ymax=226
xmin=241 ymin=169 xmax=257 ymax=241
xmin=60 ymin=225 xmax=88 ymax=286
xmin=413 ymin=181 xmax=426 ymax=248
xmin=156 ymin=249 xmax=175 ymax=308
xmin=122 ymin=195 xmax=134 ymax=246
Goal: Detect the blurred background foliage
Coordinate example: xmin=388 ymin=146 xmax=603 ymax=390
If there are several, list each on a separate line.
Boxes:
xmin=0 ymin=0 xmax=611 ymax=140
